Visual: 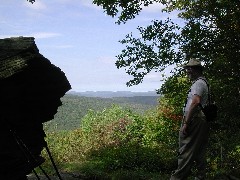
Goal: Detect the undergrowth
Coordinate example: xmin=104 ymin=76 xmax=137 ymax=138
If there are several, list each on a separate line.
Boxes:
xmin=39 ymin=104 xmax=240 ymax=179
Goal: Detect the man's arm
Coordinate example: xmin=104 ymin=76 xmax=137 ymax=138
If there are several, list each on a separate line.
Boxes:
xmin=182 ymin=94 xmax=201 ymax=135
xmin=185 ymin=94 xmax=201 ymax=123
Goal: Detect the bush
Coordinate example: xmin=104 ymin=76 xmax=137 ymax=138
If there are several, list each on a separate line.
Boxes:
xmin=79 ymin=105 xmax=178 ymax=173
xmin=41 ymin=101 xmax=240 ymax=179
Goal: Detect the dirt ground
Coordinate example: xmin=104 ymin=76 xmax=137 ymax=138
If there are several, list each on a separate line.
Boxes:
xmin=27 ymin=172 xmax=240 ymax=180
xmin=27 ymin=172 xmax=84 ymax=180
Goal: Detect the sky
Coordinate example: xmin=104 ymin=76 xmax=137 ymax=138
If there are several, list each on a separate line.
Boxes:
xmin=0 ymin=0 xmax=180 ymax=92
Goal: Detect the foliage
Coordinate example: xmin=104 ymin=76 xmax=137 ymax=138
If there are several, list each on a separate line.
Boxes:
xmin=93 ymin=0 xmax=163 ymax=24
xmin=44 ymin=94 xmax=158 ymax=131
xmin=40 ymin=102 xmax=240 ymax=178
xmin=80 ymin=105 xmax=179 ymax=172
xmin=93 ymin=0 xmax=240 ymax=124
xmin=158 ymin=74 xmax=189 ymax=115
xmin=206 ymin=128 xmax=240 ymax=177
xmin=26 ymin=0 xmax=240 ymax=177
xmin=27 ymin=0 xmax=35 ymax=4
xmin=93 ymin=1 xmax=240 ymax=176
xmin=116 ymin=18 xmax=182 ymax=86
xmin=44 ymin=130 xmax=85 ymax=164
xmin=42 ymin=105 xmax=179 ymax=176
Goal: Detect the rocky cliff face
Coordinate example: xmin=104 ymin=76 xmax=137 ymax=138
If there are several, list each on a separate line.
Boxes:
xmin=0 ymin=36 xmax=71 ymax=121
xmin=0 ymin=36 xmax=71 ymax=179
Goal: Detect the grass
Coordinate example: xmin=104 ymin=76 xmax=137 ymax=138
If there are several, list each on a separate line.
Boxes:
xmin=36 ymin=160 xmax=171 ymax=180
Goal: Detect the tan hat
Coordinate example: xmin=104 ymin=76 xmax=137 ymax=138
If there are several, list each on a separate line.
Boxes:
xmin=182 ymin=58 xmax=203 ymax=68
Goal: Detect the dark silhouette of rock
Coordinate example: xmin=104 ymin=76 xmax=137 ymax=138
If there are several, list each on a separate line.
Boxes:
xmin=0 ymin=36 xmax=71 ymax=179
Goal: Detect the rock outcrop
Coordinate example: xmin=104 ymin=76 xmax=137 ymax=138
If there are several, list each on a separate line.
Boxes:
xmin=0 ymin=36 xmax=71 ymax=179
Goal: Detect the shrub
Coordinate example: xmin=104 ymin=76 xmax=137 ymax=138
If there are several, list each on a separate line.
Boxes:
xmin=79 ymin=105 xmax=178 ymax=173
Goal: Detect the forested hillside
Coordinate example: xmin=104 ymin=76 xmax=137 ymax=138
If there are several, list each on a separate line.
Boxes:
xmin=44 ymin=94 xmax=159 ymax=131
xmin=70 ymin=90 xmax=159 ymax=98
xmin=25 ymin=0 xmax=239 ymax=178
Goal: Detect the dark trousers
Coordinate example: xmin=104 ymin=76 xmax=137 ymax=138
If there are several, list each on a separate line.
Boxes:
xmin=170 ymin=115 xmax=209 ymax=180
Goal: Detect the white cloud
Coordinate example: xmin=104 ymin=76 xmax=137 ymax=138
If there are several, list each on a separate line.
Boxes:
xmin=32 ymin=32 xmax=62 ymax=39
xmin=55 ymin=45 xmax=73 ymax=49
xmin=139 ymin=3 xmax=181 ymax=22
xmin=51 ymin=0 xmax=100 ymax=10
xmin=0 ymin=32 xmax=61 ymax=40
xmin=47 ymin=45 xmax=74 ymax=49
xmin=79 ymin=0 xmax=101 ymax=10
xmin=145 ymin=73 xmax=159 ymax=79
xmin=141 ymin=3 xmax=165 ymax=13
xmin=97 ymin=56 xmax=116 ymax=65
xmin=0 ymin=35 xmax=15 ymax=39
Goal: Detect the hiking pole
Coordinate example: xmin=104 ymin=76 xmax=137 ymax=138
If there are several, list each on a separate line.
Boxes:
xmin=44 ymin=142 xmax=63 ymax=180
xmin=37 ymin=164 xmax=52 ymax=180
xmin=10 ymin=128 xmax=52 ymax=180
xmin=32 ymin=169 xmax=41 ymax=180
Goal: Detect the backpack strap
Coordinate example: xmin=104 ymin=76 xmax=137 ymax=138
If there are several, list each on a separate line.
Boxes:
xmin=196 ymin=77 xmax=212 ymax=112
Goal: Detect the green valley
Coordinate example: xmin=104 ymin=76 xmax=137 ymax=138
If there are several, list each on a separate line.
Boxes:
xmin=45 ymin=93 xmax=160 ymax=131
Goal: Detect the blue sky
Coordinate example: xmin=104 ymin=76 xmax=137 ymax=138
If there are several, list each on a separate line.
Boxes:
xmin=0 ymin=0 xmax=179 ymax=92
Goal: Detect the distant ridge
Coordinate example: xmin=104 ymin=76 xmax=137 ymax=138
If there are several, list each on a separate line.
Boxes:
xmin=68 ymin=91 xmax=160 ymax=98
xmin=47 ymin=94 xmax=160 ymax=131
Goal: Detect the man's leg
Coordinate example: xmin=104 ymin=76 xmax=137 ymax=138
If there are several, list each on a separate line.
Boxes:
xmin=194 ymin=119 xmax=209 ymax=179
xmin=170 ymin=125 xmax=195 ymax=180
xmin=170 ymin=116 xmax=209 ymax=180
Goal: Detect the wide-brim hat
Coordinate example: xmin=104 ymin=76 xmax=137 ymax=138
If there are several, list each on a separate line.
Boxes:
xmin=182 ymin=58 xmax=203 ymax=68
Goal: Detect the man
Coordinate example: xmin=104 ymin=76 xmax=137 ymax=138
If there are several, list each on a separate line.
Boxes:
xmin=170 ymin=58 xmax=210 ymax=180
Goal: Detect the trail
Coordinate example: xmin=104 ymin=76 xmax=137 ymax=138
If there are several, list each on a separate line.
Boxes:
xmin=27 ymin=172 xmax=85 ymax=180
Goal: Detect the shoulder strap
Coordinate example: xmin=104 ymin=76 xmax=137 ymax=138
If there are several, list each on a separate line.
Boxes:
xmin=197 ymin=77 xmax=211 ymax=104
